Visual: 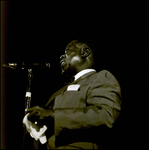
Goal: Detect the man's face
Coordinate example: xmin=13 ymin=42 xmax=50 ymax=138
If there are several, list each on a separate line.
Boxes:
xmin=60 ymin=40 xmax=83 ymax=75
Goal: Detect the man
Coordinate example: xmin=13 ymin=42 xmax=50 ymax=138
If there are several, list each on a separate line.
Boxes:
xmin=25 ymin=39 xmax=122 ymax=149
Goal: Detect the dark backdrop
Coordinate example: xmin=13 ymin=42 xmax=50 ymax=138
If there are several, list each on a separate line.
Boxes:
xmin=1 ymin=1 xmax=148 ymax=149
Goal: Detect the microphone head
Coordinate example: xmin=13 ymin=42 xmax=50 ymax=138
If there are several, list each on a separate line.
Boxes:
xmin=3 ymin=63 xmax=17 ymax=69
xmin=2 ymin=62 xmax=51 ymax=69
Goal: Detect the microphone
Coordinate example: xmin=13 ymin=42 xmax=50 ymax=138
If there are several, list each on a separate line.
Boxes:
xmin=3 ymin=62 xmax=51 ymax=69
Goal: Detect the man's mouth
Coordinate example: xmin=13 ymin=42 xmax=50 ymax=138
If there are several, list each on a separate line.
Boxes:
xmin=60 ymin=60 xmax=66 ymax=67
xmin=60 ymin=59 xmax=63 ymax=63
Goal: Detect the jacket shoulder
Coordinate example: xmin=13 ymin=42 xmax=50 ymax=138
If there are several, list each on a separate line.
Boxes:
xmin=93 ymin=70 xmax=120 ymax=86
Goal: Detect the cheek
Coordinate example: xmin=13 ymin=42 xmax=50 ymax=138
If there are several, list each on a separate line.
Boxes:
xmin=70 ymin=56 xmax=81 ymax=65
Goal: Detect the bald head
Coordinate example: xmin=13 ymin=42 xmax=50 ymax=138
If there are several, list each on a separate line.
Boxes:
xmin=60 ymin=39 xmax=95 ymax=77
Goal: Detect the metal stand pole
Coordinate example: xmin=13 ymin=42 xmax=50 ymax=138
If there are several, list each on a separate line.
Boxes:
xmin=22 ymin=68 xmax=33 ymax=149
xmin=25 ymin=69 xmax=32 ymax=112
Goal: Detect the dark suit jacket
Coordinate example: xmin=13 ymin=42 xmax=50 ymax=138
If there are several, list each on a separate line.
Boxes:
xmin=45 ymin=70 xmax=122 ymax=149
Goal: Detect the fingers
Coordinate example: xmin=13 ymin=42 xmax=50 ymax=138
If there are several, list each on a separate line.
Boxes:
xmin=25 ymin=106 xmax=51 ymax=125
xmin=27 ymin=111 xmax=37 ymax=123
xmin=27 ymin=106 xmax=41 ymax=123
xmin=26 ymin=106 xmax=40 ymax=113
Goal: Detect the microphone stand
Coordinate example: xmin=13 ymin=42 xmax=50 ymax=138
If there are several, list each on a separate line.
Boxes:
xmin=3 ymin=63 xmax=49 ymax=149
xmin=25 ymin=69 xmax=32 ymax=112
xmin=22 ymin=68 xmax=33 ymax=149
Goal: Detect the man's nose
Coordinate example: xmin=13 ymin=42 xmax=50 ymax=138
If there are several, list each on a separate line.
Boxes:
xmin=60 ymin=54 xmax=65 ymax=60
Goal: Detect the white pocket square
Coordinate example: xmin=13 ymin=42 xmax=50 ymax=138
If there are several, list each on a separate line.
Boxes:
xmin=67 ymin=84 xmax=80 ymax=91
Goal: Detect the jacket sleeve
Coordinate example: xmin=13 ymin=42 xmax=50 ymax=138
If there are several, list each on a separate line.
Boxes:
xmin=54 ymin=70 xmax=122 ymax=136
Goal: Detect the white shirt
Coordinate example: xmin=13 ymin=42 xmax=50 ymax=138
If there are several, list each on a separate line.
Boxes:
xmin=74 ymin=69 xmax=96 ymax=81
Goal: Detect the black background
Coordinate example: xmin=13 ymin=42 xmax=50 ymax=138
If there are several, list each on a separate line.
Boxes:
xmin=1 ymin=1 xmax=148 ymax=149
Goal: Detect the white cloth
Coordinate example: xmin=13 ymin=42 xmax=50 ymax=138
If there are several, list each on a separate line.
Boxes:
xmin=23 ymin=113 xmax=47 ymax=144
xmin=74 ymin=69 xmax=96 ymax=81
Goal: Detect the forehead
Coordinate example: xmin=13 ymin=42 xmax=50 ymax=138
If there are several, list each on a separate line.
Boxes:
xmin=65 ymin=40 xmax=82 ymax=51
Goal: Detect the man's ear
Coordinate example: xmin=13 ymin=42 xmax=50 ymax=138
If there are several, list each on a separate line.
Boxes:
xmin=81 ymin=47 xmax=91 ymax=58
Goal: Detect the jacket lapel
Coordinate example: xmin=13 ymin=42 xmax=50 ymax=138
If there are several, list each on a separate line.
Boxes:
xmin=45 ymin=84 xmax=68 ymax=107
xmin=45 ymin=71 xmax=96 ymax=107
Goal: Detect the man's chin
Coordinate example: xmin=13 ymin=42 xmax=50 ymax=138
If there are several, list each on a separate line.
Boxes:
xmin=61 ymin=70 xmax=65 ymax=74
xmin=61 ymin=68 xmax=70 ymax=77
xmin=61 ymin=69 xmax=67 ymax=76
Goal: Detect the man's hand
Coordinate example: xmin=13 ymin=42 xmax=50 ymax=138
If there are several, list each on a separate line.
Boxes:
xmin=26 ymin=106 xmax=54 ymax=125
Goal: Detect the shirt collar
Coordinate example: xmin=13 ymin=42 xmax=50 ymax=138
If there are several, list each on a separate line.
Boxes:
xmin=74 ymin=69 xmax=96 ymax=81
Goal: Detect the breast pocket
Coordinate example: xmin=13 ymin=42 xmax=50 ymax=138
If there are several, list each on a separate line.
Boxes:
xmin=59 ymin=90 xmax=86 ymax=108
